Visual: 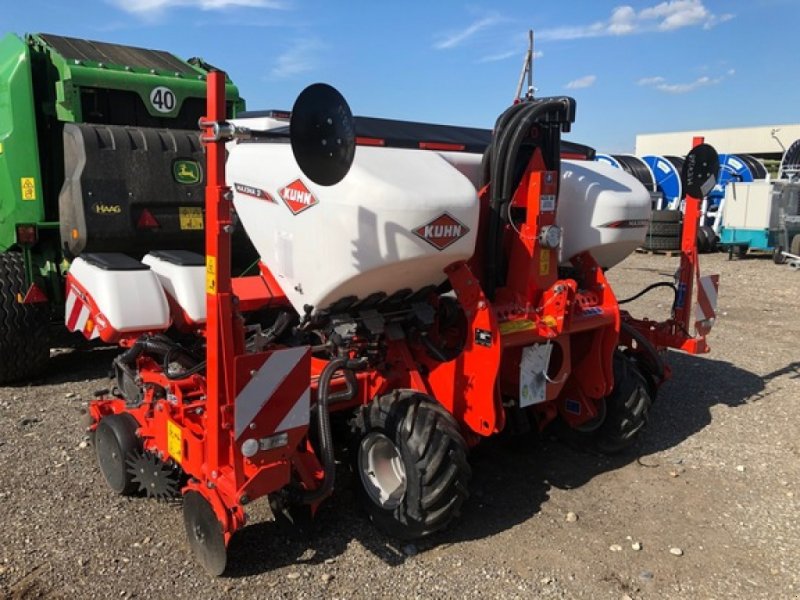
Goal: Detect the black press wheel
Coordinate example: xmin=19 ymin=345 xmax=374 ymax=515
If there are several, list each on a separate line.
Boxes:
xmin=558 ymin=353 xmax=653 ymax=455
xmin=0 ymin=252 xmax=50 ymax=384
xmin=95 ymin=413 xmax=141 ymax=495
xmin=354 ymin=390 xmax=471 ymax=540
xmin=773 ymin=246 xmax=786 ymax=265
xmin=183 ymin=490 xmax=228 ymax=576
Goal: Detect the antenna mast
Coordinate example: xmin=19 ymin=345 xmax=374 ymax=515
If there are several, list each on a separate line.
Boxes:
xmin=514 ymin=30 xmax=535 ymax=102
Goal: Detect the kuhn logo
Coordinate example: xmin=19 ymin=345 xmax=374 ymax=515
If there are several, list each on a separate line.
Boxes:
xmin=279 ymin=179 xmax=317 ymax=215
xmin=413 ymin=213 xmax=470 ymax=251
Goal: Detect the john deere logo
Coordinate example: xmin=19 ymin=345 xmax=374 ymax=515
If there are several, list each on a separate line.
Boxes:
xmin=173 ymin=160 xmax=202 ymax=185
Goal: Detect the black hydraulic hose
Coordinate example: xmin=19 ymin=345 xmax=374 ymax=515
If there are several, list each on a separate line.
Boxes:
xmin=116 ymin=335 xmax=204 ymax=380
xmin=485 ymin=103 xmax=542 ymax=297
xmin=485 ymin=100 xmax=570 ymax=298
xmin=298 ymin=357 xmax=362 ymax=504
xmin=617 ymin=281 xmax=677 ymax=307
xmin=262 ymin=311 xmax=293 ymax=346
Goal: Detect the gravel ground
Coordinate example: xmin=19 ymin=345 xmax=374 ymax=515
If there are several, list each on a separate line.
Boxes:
xmin=0 ymin=251 xmax=798 ymax=599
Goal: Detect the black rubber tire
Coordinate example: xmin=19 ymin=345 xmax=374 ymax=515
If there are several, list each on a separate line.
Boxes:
xmin=95 ymin=413 xmax=141 ymax=495
xmin=648 ymin=221 xmax=681 ymax=236
xmin=354 ymin=390 xmax=471 ymax=540
xmin=560 ymin=353 xmax=653 ymax=455
xmin=0 ymin=252 xmax=50 ymax=384
xmin=791 ymin=234 xmax=800 ymax=257
xmin=650 ymin=209 xmax=682 ymax=223
xmin=643 ymin=235 xmax=681 ymax=252
xmin=699 ymin=225 xmax=717 ymax=254
xmin=773 ymin=246 xmax=786 ymax=265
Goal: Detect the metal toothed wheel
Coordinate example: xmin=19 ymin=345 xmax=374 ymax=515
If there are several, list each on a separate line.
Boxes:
xmin=354 ymin=390 xmax=471 ymax=540
xmin=95 ymin=414 xmax=141 ymax=495
xmin=183 ymin=490 xmax=227 ymax=576
xmin=126 ymin=451 xmax=182 ymax=500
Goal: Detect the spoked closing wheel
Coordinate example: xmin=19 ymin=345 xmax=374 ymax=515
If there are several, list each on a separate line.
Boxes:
xmin=95 ymin=413 xmax=141 ymax=495
xmin=354 ymin=390 xmax=471 ymax=540
xmin=183 ymin=490 xmax=228 ymax=576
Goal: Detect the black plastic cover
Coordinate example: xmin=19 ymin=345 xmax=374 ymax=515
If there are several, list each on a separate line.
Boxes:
xmin=238 ymin=112 xmax=595 ymax=159
xmin=81 ymin=252 xmax=149 ymax=271
xmin=148 ymin=250 xmax=205 ymax=266
xmin=59 ymin=122 xmax=206 ymax=257
xmin=39 ymin=33 xmax=197 ymax=75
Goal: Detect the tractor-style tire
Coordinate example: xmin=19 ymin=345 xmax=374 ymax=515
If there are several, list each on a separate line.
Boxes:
xmin=643 ymin=235 xmax=681 ymax=252
xmin=354 ymin=390 xmax=471 ymax=540
xmin=0 ymin=252 xmax=49 ymax=384
xmin=700 ymin=225 xmax=717 ymax=254
xmin=95 ymin=413 xmax=141 ymax=496
xmin=650 ymin=209 xmax=682 ymax=223
xmin=559 ymin=353 xmax=653 ymax=455
xmin=649 ymin=221 xmax=681 ymax=236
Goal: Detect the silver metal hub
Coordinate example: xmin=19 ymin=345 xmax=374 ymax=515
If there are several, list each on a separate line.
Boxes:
xmin=358 ymin=432 xmax=407 ymax=509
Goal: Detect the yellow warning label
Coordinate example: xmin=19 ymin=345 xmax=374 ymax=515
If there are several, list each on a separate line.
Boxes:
xmin=0 ymin=142 xmax=4 ymax=154
xmin=179 ymin=206 xmax=203 ymax=230
xmin=167 ymin=420 xmax=182 ymax=463
xmin=206 ymin=255 xmax=217 ymax=294
xmin=21 ymin=177 xmax=36 ymax=201
xmin=499 ymin=319 xmax=536 ymax=335
xmin=539 ymin=248 xmax=550 ymax=276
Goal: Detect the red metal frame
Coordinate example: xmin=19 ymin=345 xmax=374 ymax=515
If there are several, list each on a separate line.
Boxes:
xmin=622 ymin=136 xmax=714 ymax=356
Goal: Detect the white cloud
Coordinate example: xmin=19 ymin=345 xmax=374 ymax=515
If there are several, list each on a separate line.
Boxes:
xmin=637 ymin=76 xmax=666 ymax=86
xmin=111 ymin=0 xmax=286 ymax=17
xmin=479 ymin=49 xmax=542 ymax=64
xmin=270 ymin=40 xmax=321 ymax=79
xmin=537 ymin=1 xmax=733 ymax=41
xmin=434 ymin=15 xmax=501 ymax=49
xmin=566 ymin=75 xmax=597 ymax=90
xmin=638 ymin=69 xmax=734 ymax=93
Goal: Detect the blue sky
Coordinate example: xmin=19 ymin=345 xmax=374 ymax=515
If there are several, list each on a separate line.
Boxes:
xmin=3 ymin=0 xmax=797 ymax=152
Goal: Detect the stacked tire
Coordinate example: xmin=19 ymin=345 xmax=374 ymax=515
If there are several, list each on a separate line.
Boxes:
xmin=643 ymin=210 xmax=681 ymax=252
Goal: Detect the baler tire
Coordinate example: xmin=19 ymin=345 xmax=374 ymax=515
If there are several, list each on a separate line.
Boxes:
xmin=648 ymin=221 xmax=681 ymax=236
xmin=95 ymin=413 xmax=141 ymax=496
xmin=0 ymin=252 xmax=50 ymax=384
xmin=354 ymin=390 xmax=471 ymax=540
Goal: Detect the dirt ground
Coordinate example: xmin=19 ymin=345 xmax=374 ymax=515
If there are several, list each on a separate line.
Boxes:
xmin=0 ymin=251 xmax=798 ymax=599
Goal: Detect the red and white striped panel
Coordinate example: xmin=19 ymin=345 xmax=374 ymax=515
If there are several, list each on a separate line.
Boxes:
xmin=64 ymin=282 xmax=100 ymax=340
xmin=234 ymin=346 xmax=311 ymax=440
xmin=694 ymin=274 xmax=719 ymax=336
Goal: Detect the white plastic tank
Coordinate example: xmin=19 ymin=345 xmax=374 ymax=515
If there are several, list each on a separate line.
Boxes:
xmin=557 ymin=160 xmax=651 ymax=268
xmin=227 ymin=143 xmax=480 ymax=314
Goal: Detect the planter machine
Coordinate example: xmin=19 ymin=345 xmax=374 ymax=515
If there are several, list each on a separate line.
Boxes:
xmin=78 ymin=71 xmax=721 ymax=574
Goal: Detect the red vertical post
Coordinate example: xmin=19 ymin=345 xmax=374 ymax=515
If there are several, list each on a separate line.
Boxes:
xmin=675 ymin=136 xmax=703 ymax=334
xmin=203 ymin=71 xmax=235 ymax=478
